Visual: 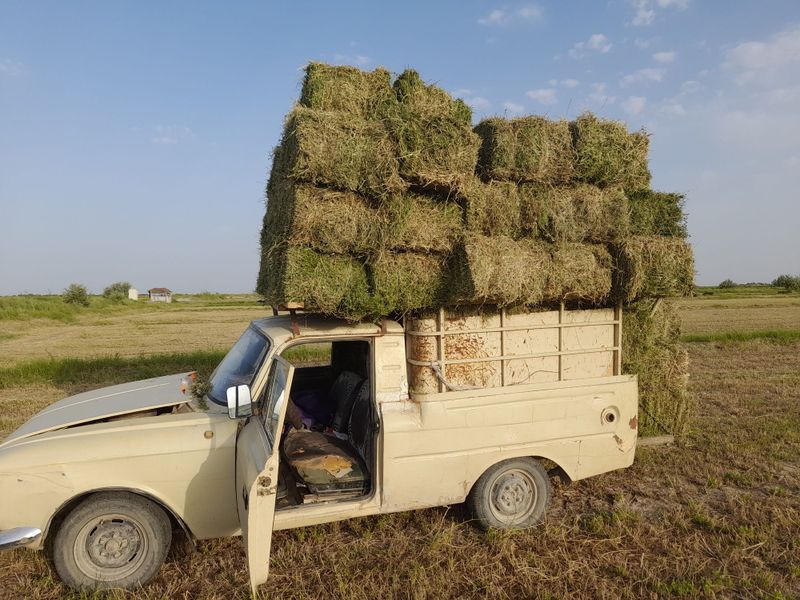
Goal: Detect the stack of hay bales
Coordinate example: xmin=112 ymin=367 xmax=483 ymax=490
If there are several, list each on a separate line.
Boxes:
xmin=257 ymin=63 xmax=694 ymax=435
xmin=258 ymin=63 xmax=475 ymax=319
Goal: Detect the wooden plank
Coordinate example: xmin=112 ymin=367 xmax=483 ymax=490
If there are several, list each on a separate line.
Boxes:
xmin=499 ymin=307 xmax=506 ymax=387
xmin=437 ymin=307 xmax=445 ymax=394
xmin=558 ymin=302 xmax=564 ymax=381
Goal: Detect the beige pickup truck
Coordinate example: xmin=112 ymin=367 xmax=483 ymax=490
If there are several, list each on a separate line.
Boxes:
xmin=0 ymin=306 xmax=638 ymax=593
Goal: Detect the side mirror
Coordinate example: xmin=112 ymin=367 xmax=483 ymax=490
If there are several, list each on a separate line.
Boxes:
xmin=227 ymin=385 xmax=253 ymax=419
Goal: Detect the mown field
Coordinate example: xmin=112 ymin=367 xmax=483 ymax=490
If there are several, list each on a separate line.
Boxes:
xmin=0 ymin=290 xmax=798 ymax=599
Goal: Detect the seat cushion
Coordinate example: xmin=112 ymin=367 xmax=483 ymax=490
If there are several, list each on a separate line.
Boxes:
xmin=283 ymin=429 xmax=368 ymax=492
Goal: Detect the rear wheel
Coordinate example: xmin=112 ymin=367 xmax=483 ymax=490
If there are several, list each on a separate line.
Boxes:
xmin=468 ymin=458 xmax=552 ymax=530
xmin=52 ymin=492 xmax=171 ymax=591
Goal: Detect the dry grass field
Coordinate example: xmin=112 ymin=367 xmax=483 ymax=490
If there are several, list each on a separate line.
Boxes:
xmin=0 ymin=292 xmax=798 ymax=599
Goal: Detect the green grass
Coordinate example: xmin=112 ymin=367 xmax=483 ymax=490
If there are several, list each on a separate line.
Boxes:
xmin=282 ymin=343 xmax=332 ymax=365
xmin=681 ymin=329 xmax=800 ymax=344
xmin=0 ymin=351 xmax=226 ymax=389
xmin=0 ymin=295 xmax=152 ymax=323
xmin=0 ymin=294 xmax=264 ymax=323
xmin=693 ymin=284 xmax=800 ymax=300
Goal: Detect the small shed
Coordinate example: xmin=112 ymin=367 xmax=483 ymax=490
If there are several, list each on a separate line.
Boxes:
xmin=148 ymin=288 xmax=172 ymax=303
xmin=128 ymin=287 xmax=139 ymax=301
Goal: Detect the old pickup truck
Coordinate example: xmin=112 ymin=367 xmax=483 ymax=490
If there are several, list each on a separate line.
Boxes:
xmin=0 ymin=306 xmax=638 ymax=593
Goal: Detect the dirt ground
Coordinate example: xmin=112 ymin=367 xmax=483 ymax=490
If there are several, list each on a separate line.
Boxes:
xmin=0 ymin=298 xmax=798 ymax=599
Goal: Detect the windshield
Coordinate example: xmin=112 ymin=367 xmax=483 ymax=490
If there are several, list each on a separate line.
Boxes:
xmin=207 ymin=327 xmax=270 ymax=406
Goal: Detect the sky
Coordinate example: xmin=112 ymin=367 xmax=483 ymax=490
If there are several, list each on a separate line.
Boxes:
xmin=1 ymin=0 xmax=799 ymax=294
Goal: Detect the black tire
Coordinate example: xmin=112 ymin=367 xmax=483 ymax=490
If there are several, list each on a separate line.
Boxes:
xmin=52 ymin=492 xmax=172 ymax=591
xmin=468 ymin=457 xmax=552 ymax=530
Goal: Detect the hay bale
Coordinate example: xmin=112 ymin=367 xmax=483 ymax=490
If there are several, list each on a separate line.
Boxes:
xmin=370 ymin=252 xmax=448 ymax=313
xmin=265 ymin=182 xmax=382 ymax=255
xmin=473 ymin=117 xmax=574 ymax=184
xmin=277 ymin=107 xmax=405 ymax=199
xmin=623 ymin=300 xmax=693 ymax=436
xmin=389 ymin=70 xmax=480 ymax=191
xmin=393 ymin=69 xmax=472 ymax=125
xmin=451 ymin=234 xmax=552 ymax=306
xmin=612 ymin=236 xmax=695 ymax=302
xmin=257 ymin=244 xmax=372 ymax=320
xmin=459 ymin=178 xmax=521 ymax=238
xmin=519 ymin=184 xmax=629 ymax=242
xmin=628 ymin=189 xmax=688 ymax=238
xmin=571 ymin=113 xmax=651 ymax=188
xmin=547 ymin=243 xmax=613 ymax=303
xmin=381 ymin=193 xmax=464 ymax=253
xmin=299 ymin=62 xmax=396 ymax=119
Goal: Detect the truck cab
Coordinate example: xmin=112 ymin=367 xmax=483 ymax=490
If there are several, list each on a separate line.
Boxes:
xmin=0 ymin=309 xmax=638 ymax=593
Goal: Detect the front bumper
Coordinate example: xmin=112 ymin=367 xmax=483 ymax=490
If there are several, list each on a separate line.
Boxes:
xmin=0 ymin=527 xmax=42 ymax=551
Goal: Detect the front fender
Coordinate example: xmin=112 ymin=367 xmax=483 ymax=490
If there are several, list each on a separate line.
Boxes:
xmin=0 ymin=411 xmax=241 ymax=549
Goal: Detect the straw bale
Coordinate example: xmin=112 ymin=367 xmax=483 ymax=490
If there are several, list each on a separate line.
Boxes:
xmin=369 ymin=252 xmax=449 ymax=314
xmin=628 ymin=189 xmax=687 ymax=238
xmin=392 ymin=69 xmax=472 ymax=126
xmin=451 ymin=234 xmax=552 ymax=306
xmin=299 ymin=62 xmax=396 ymax=119
xmin=623 ymin=300 xmax=693 ymax=436
xmin=571 ymin=113 xmax=651 ymax=188
xmin=459 ymin=178 xmax=521 ymax=238
xmin=258 ymin=245 xmax=371 ymax=320
xmin=474 ymin=116 xmax=574 ymax=184
xmin=267 ymin=182 xmax=381 ymax=255
xmin=381 ymin=193 xmax=464 ymax=253
xmin=519 ymin=184 xmax=629 ymax=242
xmin=612 ymin=236 xmax=694 ymax=302
xmin=546 ymin=243 xmax=613 ymax=303
xmin=278 ymin=107 xmax=405 ymax=198
xmin=389 ymin=70 xmax=480 ymax=191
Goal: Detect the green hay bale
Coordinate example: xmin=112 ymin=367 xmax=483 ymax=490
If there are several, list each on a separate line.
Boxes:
xmin=623 ymin=300 xmax=693 ymax=436
xmin=612 ymin=236 xmax=695 ymax=302
xmin=258 ymin=245 xmax=372 ymax=320
xmin=473 ymin=117 xmax=574 ymax=184
xmin=277 ymin=107 xmax=405 ymax=199
xmin=299 ymin=62 xmax=396 ymax=119
xmin=389 ymin=70 xmax=480 ymax=191
xmin=381 ymin=193 xmax=464 ymax=253
xmin=370 ymin=252 xmax=448 ymax=313
xmin=628 ymin=189 xmax=688 ymax=238
xmin=460 ymin=178 xmax=521 ymax=238
xmin=266 ymin=182 xmax=382 ymax=255
xmin=393 ymin=69 xmax=472 ymax=126
xmin=450 ymin=234 xmax=552 ymax=306
xmin=571 ymin=113 xmax=651 ymax=189
xmin=519 ymin=184 xmax=629 ymax=243
xmin=547 ymin=243 xmax=613 ymax=304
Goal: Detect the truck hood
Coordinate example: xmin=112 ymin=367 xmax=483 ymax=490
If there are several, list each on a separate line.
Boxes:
xmin=0 ymin=373 xmax=194 ymax=448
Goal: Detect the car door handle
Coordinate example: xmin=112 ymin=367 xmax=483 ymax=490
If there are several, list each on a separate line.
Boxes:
xmin=242 ymin=485 xmax=249 ymax=511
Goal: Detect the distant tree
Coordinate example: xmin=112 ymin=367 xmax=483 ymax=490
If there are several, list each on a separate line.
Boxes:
xmin=63 ymin=283 xmax=90 ymax=306
xmin=103 ymin=281 xmax=132 ymax=302
xmin=772 ymin=274 xmax=800 ymax=292
xmin=718 ymin=279 xmax=737 ymax=288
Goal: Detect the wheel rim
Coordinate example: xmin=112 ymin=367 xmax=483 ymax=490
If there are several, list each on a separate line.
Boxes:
xmin=73 ymin=513 xmax=149 ymax=582
xmin=488 ymin=468 xmax=539 ymax=526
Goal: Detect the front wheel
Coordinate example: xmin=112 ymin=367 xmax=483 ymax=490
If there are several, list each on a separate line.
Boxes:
xmin=52 ymin=492 xmax=172 ymax=591
xmin=468 ymin=458 xmax=552 ymax=530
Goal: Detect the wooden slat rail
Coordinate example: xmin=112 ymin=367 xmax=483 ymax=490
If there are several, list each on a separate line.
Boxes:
xmin=406 ymin=304 xmax=624 ymax=384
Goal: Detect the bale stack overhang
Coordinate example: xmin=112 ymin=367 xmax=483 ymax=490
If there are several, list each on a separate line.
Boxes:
xmin=257 ymin=62 xmax=695 ymax=436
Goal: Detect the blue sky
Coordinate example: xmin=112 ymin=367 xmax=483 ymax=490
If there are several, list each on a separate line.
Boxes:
xmin=1 ymin=0 xmax=798 ymax=294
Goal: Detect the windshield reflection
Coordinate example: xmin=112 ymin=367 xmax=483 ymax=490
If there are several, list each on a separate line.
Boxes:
xmin=208 ymin=328 xmax=270 ymax=406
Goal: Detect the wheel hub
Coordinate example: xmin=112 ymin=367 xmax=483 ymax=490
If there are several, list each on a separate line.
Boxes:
xmin=488 ymin=469 xmax=539 ymax=525
xmin=85 ymin=520 xmax=142 ymax=570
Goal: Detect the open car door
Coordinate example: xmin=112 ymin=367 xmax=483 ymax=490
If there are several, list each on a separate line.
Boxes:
xmin=235 ymin=356 xmax=294 ymax=595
